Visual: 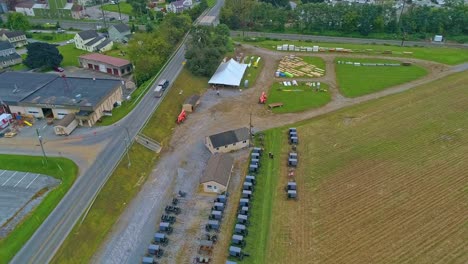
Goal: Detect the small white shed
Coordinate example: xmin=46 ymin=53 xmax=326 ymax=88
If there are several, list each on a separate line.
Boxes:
xmin=54 ymin=113 xmax=78 ymax=136
xmin=433 ymin=35 xmax=443 ymax=42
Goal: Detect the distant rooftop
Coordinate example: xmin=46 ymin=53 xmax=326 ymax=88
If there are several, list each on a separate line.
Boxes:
xmin=79 ymin=53 xmax=130 ymax=67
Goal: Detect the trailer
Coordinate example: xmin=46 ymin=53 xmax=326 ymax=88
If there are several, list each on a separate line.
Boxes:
xmin=210 ymin=210 xmax=223 ymax=220
xmin=153 ymin=232 xmax=168 ymax=246
xmin=245 ymin=175 xmax=256 ymax=184
xmin=239 ymin=198 xmax=250 ymax=207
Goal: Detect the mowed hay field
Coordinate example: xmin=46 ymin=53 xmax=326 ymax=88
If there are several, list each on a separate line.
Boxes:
xmin=263 ymin=72 xmax=468 ymax=264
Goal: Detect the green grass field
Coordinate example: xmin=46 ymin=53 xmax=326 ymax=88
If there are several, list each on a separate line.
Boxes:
xmin=231 ymin=71 xmax=468 ymax=264
xmin=239 ymin=39 xmax=468 ymax=65
xmin=301 ymin=56 xmax=325 ymax=72
xmin=30 ymin=33 xmax=74 ymax=43
xmin=241 ymin=55 xmax=264 ymax=88
xmin=10 ymin=54 xmax=28 ymax=71
xmin=267 ymin=82 xmax=330 ymax=113
xmin=101 ymin=2 xmax=133 ymax=15
xmin=335 ymin=58 xmax=427 ymax=97
xmin=104 ymin=44 xmax=129 ymax=60
xmin=0 ymin=155 xmax=78 ymax=264
xmin=51 ymin=69 xmax=208 ymax=264
xmin=58 ymin=44 xmax=89 ymax=67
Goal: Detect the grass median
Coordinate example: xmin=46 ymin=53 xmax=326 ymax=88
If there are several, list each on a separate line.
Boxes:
xmin=0 ymin=155 xmax=78 ymax=264
xmin=51 ymin=69 xmax=208 ymax=264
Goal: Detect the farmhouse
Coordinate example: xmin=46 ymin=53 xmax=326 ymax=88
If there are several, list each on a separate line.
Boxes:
xmin=0 ymin=71 xmax=123 ymax=126
xmin=0 ymin=41 xmax=22 ymax=68
xmin=166 ymin=0 xmax=192 ymax=13
xmin=79 ymin=53 xmax=133 ymax=77
xmin=205 ymin=127 xmax=250 ymax=154
xmin=182 ymin=94 xmax=200 ymax=112
xmin=0 ymin=30 xmax=28 ymax=48
xmin=74 ymin=30 xmax=113 ymax=52
xmin=208 ymin=59 xmax=248 ymax=88
xmin=108 ymin=23 xmax=131 ymax=43
xmin=200 ymin=153 xmax=234 ymax=193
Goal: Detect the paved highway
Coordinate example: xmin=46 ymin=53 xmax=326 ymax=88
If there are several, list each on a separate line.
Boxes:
xmin=232 ymin=31 xmax=468 ymax=48
xmin=10 ymin=1 xmax=226 ymax=263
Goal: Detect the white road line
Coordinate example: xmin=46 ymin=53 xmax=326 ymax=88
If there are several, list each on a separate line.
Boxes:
xmin=26 ymin=174 xmax=40 ymax=189
xmin=14 ymin=172 xmax=29 ymax=188
xmin=2 ymin=171 xmax=17 ymax=186
xmin=0 ymin=170 xmax=6 ymax=178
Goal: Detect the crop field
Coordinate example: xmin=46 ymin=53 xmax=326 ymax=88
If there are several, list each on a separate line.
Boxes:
xmin=335 ymin=58 xmax=427 ymax=97
xmin=240 ymin=39 xmax=468 ymax=65
xmin=240 ymin=72 xmax=468 ymax=264
xmin=267 ymin=82 xmax=330 ymax=113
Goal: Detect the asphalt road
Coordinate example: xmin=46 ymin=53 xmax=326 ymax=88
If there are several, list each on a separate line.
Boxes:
xmin=232 ymin=31 xmax=468 ymax=48
xmin=9 ymin=0 xmax=228 ymax=261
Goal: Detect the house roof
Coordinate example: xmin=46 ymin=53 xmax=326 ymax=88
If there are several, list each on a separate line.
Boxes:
xmin=184 ymin=94 xmax=200 ymax=106
xmin=111 ymin=23 xmax=130 ymax=33
xmin=0 ymin=52 xmax=21 ymax=63
xmin=208 ymin=127 xmax=250 ymax=148
xmin=79 ymin=53 xmax=130 ymax=67
xmin=15 ymin=0 xmax=35 ymax=8
xmin=0 ymin=72 xmax=57 ymax=104
xmin=0 ymin=30 xmax=26 ymax=38
xmin=84 ymin=35 xmax=105 ymax=47
xmin=172 ymin=0 xmax=185 ymax=7
xmin=55 ymin=113 xmax=76 ymax=127
xmin=0 ymin=40 xmax=14 ymax=50
xmin=208 ymin=59 xmax=248 ymax=87
xmin=95 ymin=39 xmax=113 ymax=51
xmin=21 ymin=76 xmax=121 ymax=109
xmin=77 ymin=30 xmax=99 ymax=41
xmin=200 ymin=153 xmax=234 ymax=186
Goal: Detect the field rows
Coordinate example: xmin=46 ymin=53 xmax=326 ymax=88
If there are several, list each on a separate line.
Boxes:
xmin=262 ymin=72 xmax=468 ymax=264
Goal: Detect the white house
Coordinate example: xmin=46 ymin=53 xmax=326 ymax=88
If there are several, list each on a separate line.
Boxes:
xmin=15 ymin=1 xmax=35 ymax=16
xmin=166 ymin=0 xmax=192 ymax=13
xmin=74 ymin=30 xmax=113 ymax=52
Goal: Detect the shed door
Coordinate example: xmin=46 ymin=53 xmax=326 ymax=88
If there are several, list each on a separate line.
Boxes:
xmin=107 ymin=68 xmax=112 ymax=74
xmin=87 ymin=63 xmax=93 ymax=69
xmin=93 ymin=64 xmax=99 ymax=70
xmin=113 ymin=68 xmax=119 ymax=75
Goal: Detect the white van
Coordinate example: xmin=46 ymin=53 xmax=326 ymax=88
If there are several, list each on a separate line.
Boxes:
xmin=154 ymin=85 xmax=164 ymax=98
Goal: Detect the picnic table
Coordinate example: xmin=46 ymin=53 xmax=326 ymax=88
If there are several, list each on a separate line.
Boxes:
xmin=268 ymin=102 xmax=284 ymax=109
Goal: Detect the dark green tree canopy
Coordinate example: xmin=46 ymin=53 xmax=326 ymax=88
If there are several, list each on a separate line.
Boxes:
xmin=24 ymin=43 xmax=63 ymax=69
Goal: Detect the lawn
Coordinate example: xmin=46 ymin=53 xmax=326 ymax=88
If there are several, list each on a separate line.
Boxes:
xmin=58 ymin=44 xmax=89 ymax=67
xmin=104 ymin=44 xmax=129 ymax=60
xmin=51 ymin=69 xmax=209 ymax=264
xmin=267 ymin=82 xmax=330 ymax=113
xmin=241 ymin=55 xmax=264 ymax=88
xmin=101 ymin=2 xmax=133 ymax=15
xmin=10 ymin=54 xmax=28 ymax=71
xmin=0 ymin=155 xmax=78 ymax=264
xmin=335 ymin=58 xmax=427 ymax=97
xmin=30 ymin=33 xmax=74 ymax=43
xmin=230 ymin=71 xmax=468 ymax=264
xmin=240 ymin=39 xmax=468 ymax=65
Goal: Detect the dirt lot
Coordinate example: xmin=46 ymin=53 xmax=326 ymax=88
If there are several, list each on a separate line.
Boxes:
xmin=94 ymin=44 xmax=467 ymax=264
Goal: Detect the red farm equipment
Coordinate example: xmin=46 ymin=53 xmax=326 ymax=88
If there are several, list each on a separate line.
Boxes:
xmin=177 ymin=109 xmax=187 ymax=124
xmin=259 ymin=92 xmax=267 ymax=104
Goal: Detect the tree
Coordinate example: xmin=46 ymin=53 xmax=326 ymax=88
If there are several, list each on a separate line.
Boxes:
xmin=24 ymin=43 xmax=63 ymax=69
xmin=6 ymin=13 xmax=31 ymax=31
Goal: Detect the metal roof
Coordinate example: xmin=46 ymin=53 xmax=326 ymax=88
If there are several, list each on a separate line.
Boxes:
xmin=95 ymin=39 xmax=113 ymax=51
xmin=0 ymin=72 xmax=57 ymax=104
xmin=0 ymin=40 xmax=13 ymax=50
xmin=208 ymin=59 xmax=248 ymax=87
xmin=200 ymin=153 xmax=234 ymax=186
xmin=77 ymin=30 xmax=99 ymax=41
xmin=80 ymin=53 xmax=130 ymax=67
xmin=111 ymin=23 xmax=130 ymax=33
xmin=84 ymin=35 xmax=105 ymax=47
xmin=208 ymin=127 xmax=249 ymax=148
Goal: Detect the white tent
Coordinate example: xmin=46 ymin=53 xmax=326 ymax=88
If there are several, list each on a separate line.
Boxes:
xmin=208 ymin=59 xmax=248 ymax=87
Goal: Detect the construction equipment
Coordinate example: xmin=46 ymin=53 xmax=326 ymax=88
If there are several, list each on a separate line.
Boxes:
xmin=161 ymin=214 xmax=176 ymax=224
xmin=153 ymin=233 xmax=169 ymax=246
xmin=231 ymin=235 xmax=246 ymax=247
xmin=148 ymin=244 xmax=164 ymax=258
xmin=165 ymin=205 xmax=181 ymax=215
xmin=259 ymin=92 xmax=267 ymax=104
xmin=176 ymin=109 xmax=187 ymax=124
xmin=159 ymin=222 xmax=173 ymax=234
xmin=205 ymin=220 xmax=220 ymax=232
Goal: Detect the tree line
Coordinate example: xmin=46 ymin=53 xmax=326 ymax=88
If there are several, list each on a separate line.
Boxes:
xmin=221 ymin=0 xmax=468 ymax=39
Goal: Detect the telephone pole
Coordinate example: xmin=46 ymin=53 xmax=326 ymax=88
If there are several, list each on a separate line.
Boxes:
xmin=249 ymin=111 xmax=253 ymax=147
xmin=36 ymin=128 xmax=48 ymax=165
xmin=124 ymin=127 xmax=131 ymax=168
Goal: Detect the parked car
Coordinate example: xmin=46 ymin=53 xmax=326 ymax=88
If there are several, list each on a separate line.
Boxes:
xmin=66 ymin=39 xmax=75 ymax=44
xmin=54 ymin=67 xmax=65 ymax=72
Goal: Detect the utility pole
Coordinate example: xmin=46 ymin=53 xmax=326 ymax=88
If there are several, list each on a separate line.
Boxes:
xmin=36 ymin=128 xmax=48 ymax=165
xmin=249 ymin=111 xmax=253 ymax=147
xmin=124 ymin=127 xmax=131 ymax=168
xmin=116 ymin=0 xmax=122 ymax=21
xmin=101 ymin=0 xmax=107 ymax=28
xmin=398 ymin=0 xmax=407 ymax=47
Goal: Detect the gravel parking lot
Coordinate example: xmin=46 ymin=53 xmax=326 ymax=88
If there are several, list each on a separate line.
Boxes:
xmin=0 ymin=170 xmax=60 ymax=235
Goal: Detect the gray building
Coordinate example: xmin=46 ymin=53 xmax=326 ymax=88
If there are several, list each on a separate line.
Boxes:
xmin=205 ymin=127 xmax=250 ymax=154
xmin=108 ymin=23 xmax=131 ymax=43
xmin=0 ymin=30 xmax=28 ymax=48
xmin=0 ymin=41 xmax=22 ymax=69
xmin=0 ymin=72 xmax=123 ymax=126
